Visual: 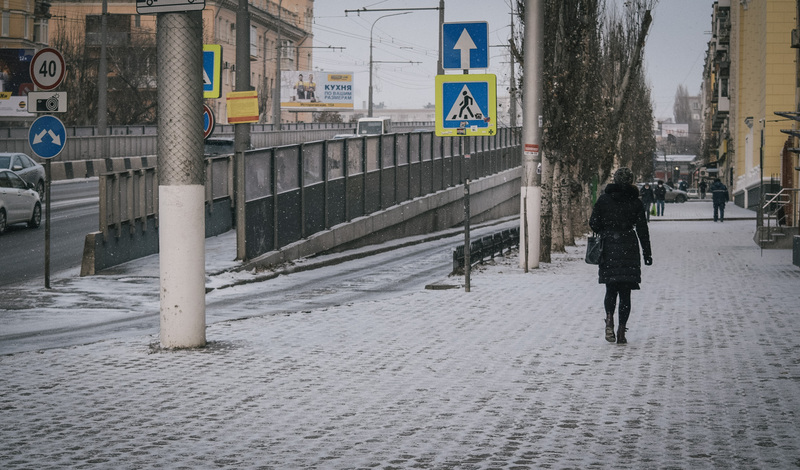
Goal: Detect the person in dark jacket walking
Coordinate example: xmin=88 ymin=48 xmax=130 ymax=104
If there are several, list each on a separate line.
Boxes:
xmin=589 ymin=168 xmax=653 ymax=344
xmin=699 ymin=179 xmax=708 ymax=199
xmin=640 ymin=182 xmax=655 ymax=221
xmin=710 ymin=178 xmax=729 ymax=222
xmin=653 ymin=180 xmax=667 ymax=216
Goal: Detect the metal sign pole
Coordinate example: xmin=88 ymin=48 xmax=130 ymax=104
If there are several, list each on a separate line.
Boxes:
xmin=464 ymin=137 xmax=471 ymax=292
xmin=44 ymin=160 xmax=51 ymax=289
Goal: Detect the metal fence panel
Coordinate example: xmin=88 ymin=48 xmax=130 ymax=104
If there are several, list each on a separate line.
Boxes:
xmin=245 ymin=148 xmax=273 ymax=201
xmin=275 ymin=146 xmax=300 ymax=194
xmin=303 ymin=142 xmax=324 ymax=186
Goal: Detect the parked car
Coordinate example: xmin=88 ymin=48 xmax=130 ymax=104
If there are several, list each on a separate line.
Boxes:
xmin=686 ymin=188 xmax=700 ymax=199
xmin=637 ymin=182 xmax=688 ymax=203
xmin=0 ymin=152 xmax=45 ymax=201
xmin=0 ymin=169 xmax=42 ymax=234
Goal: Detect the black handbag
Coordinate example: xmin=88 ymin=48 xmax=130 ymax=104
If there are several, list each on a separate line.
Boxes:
xmin=585 ymin=233 xmax=603 ymax=265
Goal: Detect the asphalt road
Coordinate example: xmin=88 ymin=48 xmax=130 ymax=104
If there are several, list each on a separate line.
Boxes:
xmin=0 ymin=179 xmax=99 ymax=287
xmin=0 ymin=219 xmax=516 ymax=355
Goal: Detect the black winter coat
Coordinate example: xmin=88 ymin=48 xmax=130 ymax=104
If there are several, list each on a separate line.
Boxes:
xmin=710 ymin=180 xmax=729 ymax=204
xmin=640 ymin=185 xmax=655 ymax=204
xmin=654 ymin=184 xmax=667 ymax=201
xmin=589 ymin=183 xmax=652 ymax=288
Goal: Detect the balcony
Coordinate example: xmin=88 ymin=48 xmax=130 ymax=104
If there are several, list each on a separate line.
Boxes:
xmin=712 ymin=97 xmax=730 ymax=131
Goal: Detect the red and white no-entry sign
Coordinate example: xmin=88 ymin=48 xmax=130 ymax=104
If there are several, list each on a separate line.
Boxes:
xmin=30 ymin=48 xmax=66 ymax=90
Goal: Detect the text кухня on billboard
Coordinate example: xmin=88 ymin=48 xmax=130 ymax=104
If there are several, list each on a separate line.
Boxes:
xmin=280 ymin=71 xmax=353 ymax=111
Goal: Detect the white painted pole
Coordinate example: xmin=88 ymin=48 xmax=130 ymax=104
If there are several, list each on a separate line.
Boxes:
xmin=159 ymin=185 xmax=206 ymax=346
xmin=520 ymin=0 xmax=544 ymax=271
xmin=157 ymin=12 xmax=206 ymax=348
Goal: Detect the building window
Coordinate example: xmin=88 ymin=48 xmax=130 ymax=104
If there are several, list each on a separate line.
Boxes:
xmin=34 ymin=18 xmax=48 ymax=44
xmin=250 ymin=25 xmax=257 ymax=58
xmin=281 ymin=39 xmax=294 ymax=67
xmin=1 ymin=12 xmax=9 ymax=37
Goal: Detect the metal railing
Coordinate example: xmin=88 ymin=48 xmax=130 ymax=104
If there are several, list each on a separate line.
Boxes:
xmin=452 ymin=228 xmax=520 ymax=274
xmin=757 ymin=188 xmax=799 ymax=248
xmin=92 ymin=128 xmax=521 ymax=255
xmin=0 ymin=122 xmax=433 ymax=161
xmin=241 ymin=128 xmax=521 ymax=260
xmin=98 ymin=154 xmax=233 ymax=238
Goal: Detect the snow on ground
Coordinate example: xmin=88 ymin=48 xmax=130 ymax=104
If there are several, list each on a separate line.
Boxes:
xmin=1 ymin=200 xmax=799 ymax=468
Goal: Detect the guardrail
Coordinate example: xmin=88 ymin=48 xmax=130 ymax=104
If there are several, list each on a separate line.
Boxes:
xmin=241 ymin=128 xmax=521 ymax=260
xmin=90 ymin=127 xmax=520 ymax=263
xmin=0 ymin=122 xmax=433 ymax=161
xmin=98 ymin=154 xmax=233 ymax=238
xmin=451 ymin=228 xmax=520 ymax=274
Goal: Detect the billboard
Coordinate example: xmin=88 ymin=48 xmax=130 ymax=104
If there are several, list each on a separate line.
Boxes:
xmin=0 ymin=48 xmax=36 ymax=119
xmin=661 ymin=123 xmax=689 ymax=138
xmin=280 ymin=71 xmax=353 ymax=111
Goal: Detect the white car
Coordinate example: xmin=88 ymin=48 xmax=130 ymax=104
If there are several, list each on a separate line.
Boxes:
xmin=0 ymin=152 xmax=46 ymax=202
xmin=0 ymin=169 xmax=42 ymax=234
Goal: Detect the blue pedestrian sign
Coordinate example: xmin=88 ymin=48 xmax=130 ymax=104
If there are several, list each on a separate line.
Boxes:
xmin=28 ymin=115 xmax=67 ymax=159
xmin=442 ymin=22 xmax=489 ymax=70
xmin=203 ymin=44 xmax=222 ymax=99
xmin=435 ymin=74 xmax=496 ymax=137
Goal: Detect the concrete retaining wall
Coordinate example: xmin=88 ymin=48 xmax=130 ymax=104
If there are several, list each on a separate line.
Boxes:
xmin=81 ymin=198 xmax=233 ymax=275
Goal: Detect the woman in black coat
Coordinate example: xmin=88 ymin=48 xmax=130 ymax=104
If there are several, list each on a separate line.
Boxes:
xmin=589 ymin=168 xmax=653 ymax=344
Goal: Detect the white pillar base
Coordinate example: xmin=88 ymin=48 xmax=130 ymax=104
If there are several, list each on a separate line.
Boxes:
xmin=520 ymin=185 xmax=541 ymax=270
xmin=159 ymin=184 xmax=206 ymax=348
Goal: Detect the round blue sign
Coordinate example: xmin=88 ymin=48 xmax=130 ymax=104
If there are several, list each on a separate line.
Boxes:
xmin=28 ymin=115 xmax=67 ymax=159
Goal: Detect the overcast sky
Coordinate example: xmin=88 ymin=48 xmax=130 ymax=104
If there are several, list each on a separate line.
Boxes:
xmin=311 ymin=0 xmax=713 ymax=122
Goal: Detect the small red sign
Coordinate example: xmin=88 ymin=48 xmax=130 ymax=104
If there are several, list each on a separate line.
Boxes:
xmin=525 ymin=143 xmax=539 ymax=154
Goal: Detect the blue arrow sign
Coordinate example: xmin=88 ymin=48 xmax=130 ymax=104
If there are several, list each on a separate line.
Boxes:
xmin=28 ymin=115 xmax=67 ymax=159
xmin=442 ymin=22 xmax=489 ymax=70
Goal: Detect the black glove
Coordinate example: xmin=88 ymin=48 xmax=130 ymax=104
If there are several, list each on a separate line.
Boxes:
xmin=644 ymin=256 xmax=653 ymax=266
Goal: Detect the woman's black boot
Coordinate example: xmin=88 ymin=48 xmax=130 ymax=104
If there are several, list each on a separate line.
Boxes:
xmin=616 ymin=326 xmax=627 ymax=344
xmin=605 ymin=314 xmax=616 ymax=343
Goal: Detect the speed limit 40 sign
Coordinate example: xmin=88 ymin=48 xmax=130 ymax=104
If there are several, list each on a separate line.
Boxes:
xmin=30 ymin=48 xmax=66 ymax=90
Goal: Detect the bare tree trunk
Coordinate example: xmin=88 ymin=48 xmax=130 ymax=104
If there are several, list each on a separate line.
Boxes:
xmin=562 ymin=166 xmax=575 ymax=246
xmin=551 ymin=157 xmax=565 ymax=252
xmin=540 ymin=150 xmax=553 ymax=263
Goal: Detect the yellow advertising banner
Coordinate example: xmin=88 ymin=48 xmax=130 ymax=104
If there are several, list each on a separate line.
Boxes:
xmin=226 ymin=90 xmax=259 ymax=124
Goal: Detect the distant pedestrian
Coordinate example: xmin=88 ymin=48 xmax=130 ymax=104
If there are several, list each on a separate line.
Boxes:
xmin=710 ymin=178 xmax=729 ymax=222
xmin=654 ymin=180 xmax=667 ymax=216
xmin=589 ymin=168 xmax=653 ymax=344
xmin=699 ymin=180 xmax=707 ymax=199
xmin=679 ymin=180 xmax=688 ymax=192
xmin=640 ymin=182 xmax=655 ymax=222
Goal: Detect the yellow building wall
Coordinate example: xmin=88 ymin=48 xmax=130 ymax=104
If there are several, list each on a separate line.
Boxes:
xmin=733 ymin=0 xmax=795 ymax=192
xmin=47 ymin=0 xmax=312 ymax=125
xmin=1 ymin=0 xmax=35 ymax=43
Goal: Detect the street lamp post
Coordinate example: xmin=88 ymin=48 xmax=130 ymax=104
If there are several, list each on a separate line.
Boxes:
xmin=369 ymin=12 xmax=410 ymax=117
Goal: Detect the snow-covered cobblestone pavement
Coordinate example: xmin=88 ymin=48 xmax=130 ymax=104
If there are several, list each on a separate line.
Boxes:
xmin=2 ymin=201 xmax=799 ymax=469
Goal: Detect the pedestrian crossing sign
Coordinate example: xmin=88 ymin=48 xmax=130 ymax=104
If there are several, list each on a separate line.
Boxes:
xmin=203 ymin=44 xmax=222 ymax=99
xmin=435 ymin=74 xmax=496 ymax=137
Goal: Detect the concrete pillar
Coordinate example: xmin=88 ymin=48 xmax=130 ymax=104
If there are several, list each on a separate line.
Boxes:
xmin=157 ymin=12 xmax=206 ymax=348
